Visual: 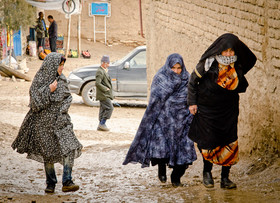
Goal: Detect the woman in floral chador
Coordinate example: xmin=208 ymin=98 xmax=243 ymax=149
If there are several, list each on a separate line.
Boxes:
xmin=12 ymin=53 xmax=83 ymax=193
xmin=123 ymin=53 xmax=197 ymax=187
xmin=187 ymin=33 xmax=257 ymax=189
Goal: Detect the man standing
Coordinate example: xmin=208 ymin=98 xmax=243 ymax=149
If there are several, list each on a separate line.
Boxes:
xmin=96 ymin=55 xmax=114 ymax=131
xmin=36 ymin=12 xmax=47 ymax=50
xmin=47 ymin=15 xmax=58 ymax=52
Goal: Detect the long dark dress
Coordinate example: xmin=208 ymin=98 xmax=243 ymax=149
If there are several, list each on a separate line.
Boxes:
xmin=123 ymin=53 xmax=197 ymax=168
xmin=187 ymin=33 xmax=257 ymax=150
xmin=12 ymin=53 xmax=83 ymax=166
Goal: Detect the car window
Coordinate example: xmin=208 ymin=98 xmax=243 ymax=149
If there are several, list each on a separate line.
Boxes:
xmin=113 ymin=48 xmax=139 ymax=65
xmin=129 ymin=51 xmax=146 ymax=68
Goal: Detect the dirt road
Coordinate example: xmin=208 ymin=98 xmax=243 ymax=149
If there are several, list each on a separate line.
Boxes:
xmin=0 ymin=41 xmax=279 ymax=202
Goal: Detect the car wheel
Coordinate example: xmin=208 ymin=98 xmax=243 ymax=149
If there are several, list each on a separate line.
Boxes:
xmin=81 ymin=81 xmax=97 ymax=106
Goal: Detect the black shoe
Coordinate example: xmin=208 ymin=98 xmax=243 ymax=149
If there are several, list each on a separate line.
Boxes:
xmin=158 ymin=175 xmax=167 ymax=183
xmin=221 ymin=177 xmax=237 ymax=189
xmin=171 ymin=173 xmax=182 ymax=188
xmin=62 ymin=180 xmax=79 ymax=192
xmin=172 ymin=182 xmax=183 ymax=188
xmin=171 ymin=165 xmax=186 ymax=187
xmin=45 ymin=184 xmax=55 ymax=193
xmin=203 ymin=171 xmax=214 ymax=188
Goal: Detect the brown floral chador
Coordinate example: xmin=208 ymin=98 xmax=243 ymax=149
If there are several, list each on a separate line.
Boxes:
xmin=12 ymin=53 xmax=82 ymax=166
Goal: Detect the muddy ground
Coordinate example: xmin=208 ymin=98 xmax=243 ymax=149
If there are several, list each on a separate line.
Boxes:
xmin=0 ymin=40 xmax=279 ymax=202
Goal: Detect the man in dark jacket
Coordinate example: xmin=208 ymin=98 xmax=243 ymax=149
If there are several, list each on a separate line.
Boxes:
xmin=47 ymin=15 xmax=58 ymax=52
xmin=96 ymin=55 xmax=114 ymax=131
xmin=36 ymin=12 xmax=47 ymax=50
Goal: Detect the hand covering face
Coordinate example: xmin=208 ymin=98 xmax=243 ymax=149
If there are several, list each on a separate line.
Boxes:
xmin=29 ymin=52 xmax=67 ymax=112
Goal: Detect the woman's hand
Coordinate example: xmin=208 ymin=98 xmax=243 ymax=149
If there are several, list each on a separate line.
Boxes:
xmin=49 ymin=80 xmax=58 ymax=92
xmin=189 ymin=105 xmax=198 ymax=115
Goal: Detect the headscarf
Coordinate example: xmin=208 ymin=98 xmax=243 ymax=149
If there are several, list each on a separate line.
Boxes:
xmin=199 ymin=33 xmax=256 ymax=74
xmin=152 ymin=53 xmax=189 ymax=96
xmin=159 ymin=53 xmax=188 ymax=78
xmin=188 ymin=33 xmax=257 ymax=106
xmin=29 ymin=52 xmax=67 ymax=112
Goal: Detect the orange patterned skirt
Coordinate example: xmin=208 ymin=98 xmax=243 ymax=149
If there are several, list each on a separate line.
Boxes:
xmin=201 ymin=140 xmax=239 ymax=166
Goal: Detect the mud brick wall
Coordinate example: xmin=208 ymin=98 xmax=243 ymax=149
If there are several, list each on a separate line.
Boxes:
xmin=143 ymin=0 xmax=280 ymax=156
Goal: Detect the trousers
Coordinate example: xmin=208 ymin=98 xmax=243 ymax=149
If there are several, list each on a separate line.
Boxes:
xmin=49 ymin=37 xmax=57 ymax=52
xmin=99 ymin=98 xmax=114 ymax=121
xmin=37 ymin=37 xmax=45 ymax=49
xmin=152 ymin=158 xmax=187 ymax=183
xmin=44 ymin=155 xmax=73 ymax=185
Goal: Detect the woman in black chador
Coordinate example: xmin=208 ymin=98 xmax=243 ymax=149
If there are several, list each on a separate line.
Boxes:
xmin=187 ymin=33 xmax=256 ymax=189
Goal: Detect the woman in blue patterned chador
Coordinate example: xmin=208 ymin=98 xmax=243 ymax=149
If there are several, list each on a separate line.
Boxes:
xmin=123 ymin=53 xmax=197 ymax=187
xmin=12 ymin=53 xmax=83 ymax=193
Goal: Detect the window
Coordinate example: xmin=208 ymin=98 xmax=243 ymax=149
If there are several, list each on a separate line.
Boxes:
xmin=129 ymin=51 xmax=146 ymax=68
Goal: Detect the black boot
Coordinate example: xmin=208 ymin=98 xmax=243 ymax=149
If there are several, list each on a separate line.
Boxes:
xmin=171 ymin=165 xmax=186 ymax=187
xmin=221 ymin=166 xmax=236 ymax=189
xmin=158 ymin=163 xmax=167 ymax=183
xmin=203 ymin=171 xmax=214 ymax=188
xmin=202 ymin=158 xmax=214 ymax=188
xmin=45 ymin=184 xmax=55 ymax=193
xmin=221 ymin=177 xmax=237 ymax=189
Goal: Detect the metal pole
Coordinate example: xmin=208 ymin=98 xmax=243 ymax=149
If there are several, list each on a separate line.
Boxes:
xmin=104 ymin=16 xmax=106 ymax=45
xmin=93 ymin=16 xmax=96 ymax=43
xmin=78 ymin=13 xmax=81 ymax=58
xmin=66 ymin=15 xmax=71 ymax=59
xmin=139 ymin=0 xmax=144 ymax=38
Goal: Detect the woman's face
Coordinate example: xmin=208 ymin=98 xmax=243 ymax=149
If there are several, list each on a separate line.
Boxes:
xmin=57 ymin=62 xmax=64 ymax=75
xmin=221 ymin=48 xmax=235 ymax=56
xmin=171 ymin=63 xmax=182 ymax=75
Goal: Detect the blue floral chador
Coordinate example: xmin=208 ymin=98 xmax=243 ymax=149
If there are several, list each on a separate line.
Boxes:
xmin=123 ymin=53 xmax=197 ymax=168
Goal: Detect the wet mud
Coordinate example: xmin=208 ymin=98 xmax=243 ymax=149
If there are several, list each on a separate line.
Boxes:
xmin=0 ymin=100 xmax=279 ymax=202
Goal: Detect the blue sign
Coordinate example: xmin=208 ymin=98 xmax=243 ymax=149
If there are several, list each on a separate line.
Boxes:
xmin=90 ymin=3 xmax=109 ymax=16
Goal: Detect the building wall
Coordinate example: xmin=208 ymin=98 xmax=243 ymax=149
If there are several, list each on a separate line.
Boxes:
xmin=45 ymin=0 xmax=145 ymax=45
xmin=144 ymin=0 xmax=280 ymax=155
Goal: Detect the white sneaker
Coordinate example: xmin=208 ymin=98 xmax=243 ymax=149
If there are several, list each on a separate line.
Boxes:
xmin=97 ymin=124 xmax=109 ymax=131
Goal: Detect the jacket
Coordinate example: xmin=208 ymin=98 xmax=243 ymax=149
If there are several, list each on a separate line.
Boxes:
xmin=48 ymin=20 xmax=58 ymax=38
xmin=96 ymin=66 xmax=113 ymax=101
xmin=36 ymin=17 xmax=47 ymax=38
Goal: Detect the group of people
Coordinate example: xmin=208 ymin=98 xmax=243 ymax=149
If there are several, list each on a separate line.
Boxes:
xmin=36 ymin=12 xmax=57 ymax=52
xmin=11 ymin=33 xmax=256 ymax=193
xmin=124 ymin=33 xmax=256 ymax=189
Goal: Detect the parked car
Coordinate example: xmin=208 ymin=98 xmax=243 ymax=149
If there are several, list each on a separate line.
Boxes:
xmin=67 ymin=46 xmax=147 ymax=106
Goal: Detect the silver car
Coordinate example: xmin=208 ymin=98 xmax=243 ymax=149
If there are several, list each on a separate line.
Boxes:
xmin=67 ymin=46 xmax=147 ymax=106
